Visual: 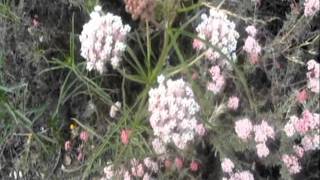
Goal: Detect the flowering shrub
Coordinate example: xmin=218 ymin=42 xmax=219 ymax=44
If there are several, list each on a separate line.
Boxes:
xmin=79 ymin=6 xmax=131 ymax=73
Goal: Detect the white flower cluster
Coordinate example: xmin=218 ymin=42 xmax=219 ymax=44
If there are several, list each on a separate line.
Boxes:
xmin=148 ymin=75 xmax=203 ymax=151
xmin=193 ymin=9 xmax=239 ymax=68
xmin=79 ymin=6 xmax=131 ymax=74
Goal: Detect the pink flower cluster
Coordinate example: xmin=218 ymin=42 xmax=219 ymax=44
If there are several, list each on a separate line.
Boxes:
xmin=235 ymin=119 xmax=275 ymax=158
xmin=281 ymin=154 xmax=301 ymax=174
xmin=227 ymin=96 xmax=240 ymax=110
xmin=124 ymin=0 xmax=155 ymax=20
xmin=235 ymin=118 xmax=253 ymax=140
xmin=301 ymin=134 xmax=319 ymax=151
xmin=193 ymin=9 xmax=239 ymax=67
xmin=282 ymin=110 xmax=319 ymax=174
xmin=101 ymin=158 xmax=159 ymax=180
xmin=306 ymin=59 xmax=319 ymax=93
xmin=284 ymin=110 xmax=319 ymax=136
xmin=304 ymin=0 xmax=320 ymax=17
xmin=79 ymin=6 xmax=131 ymax=73
xmin=221 ymin=158 xmax=254 ymax=180
xmin=243 ymin=25 xmax=261 ymax=64
xmin=221 ymin=158 xmax=234 ymax=173
xmin=207 ymin=65 xmax=225 ymax=94
xmin=148 ymin=75 xmax=204 ymax=151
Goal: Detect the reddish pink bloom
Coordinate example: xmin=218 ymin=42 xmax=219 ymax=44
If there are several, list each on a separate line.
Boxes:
xmin=121 ymin=129 xmax=132 ymax=145
xmin=189 ymin=161 xmax=200 ymax=172
xmin=80 ymin=131 xmax=89 ymax=142
xmin=64 ymin=140 xmax=72 ymax=151
xmin=296 ymin=89 xmax=308 ymax=103
xmin=175 ymin=157 xmax=184 ymax=170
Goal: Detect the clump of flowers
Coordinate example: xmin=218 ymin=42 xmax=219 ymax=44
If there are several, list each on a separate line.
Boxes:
xmin=282 ymin=154 xmax=301 ymax=174
xmin=207 ymin=65 xmax=226 ymax=94
xmin=304 ymin=0 xmax=320 ymax=17
xmin=306 ymin=59 xmax=319 ymax=94
xmin=79 ymin=6 xmax=131 ymax=73
xmin=284 ymin=109 xmax=319 ymax=136
xmin=124 ymin=0 xmax=156 ymax=21
xmin=148 ymin=75 xmax=204 ymax=151
xmin=282 ymin=109 xmax=319 ymax=174
xmin=193 ymin=8 xmax=239 ymax=67
xmin=101 ymin=158 xmax=159 ymax=180
xmin=243 ymin=25 xmax=261 ymax=64
xmin=221 ymin=158 xmax=235 ymax=173
xmin=221 ymin=158 xmax=254 ymax=180
xmin=227 ymin=96 xmax=239 ymax=110
xmin=235 ymin=119 xmax=275 ymax=158
xmin=234 ymin=118 xmax=253 ymax=141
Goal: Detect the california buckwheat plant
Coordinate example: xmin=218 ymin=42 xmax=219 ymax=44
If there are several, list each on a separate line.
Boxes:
xmin=79 ymin=6 xmax=131 ymax=73
xmin=0 ymin=0 xmax=319 ymax=179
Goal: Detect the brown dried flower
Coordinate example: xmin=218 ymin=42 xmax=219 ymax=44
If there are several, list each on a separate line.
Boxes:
xmin=124 ymin=0 xmax=155 ymax=21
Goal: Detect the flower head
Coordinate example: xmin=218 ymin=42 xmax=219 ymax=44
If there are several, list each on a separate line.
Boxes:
xmin=235 ymin=118 xmax=253 ymax=140
xmin=221 ymin=158 xmax=234 ymax=173
xmin=124 ymin=0 xmax=155 ymax=20
xmin=256 ymin=143 xmax=269 ymax=158
xmin=121 ymin=129 xmax=132 ymax=145
xmin=228 ymin=96 xmax=239 ymax=110
xmin=175 ymin=157 xmax=184 ymax=170
xmin=194 ymin=9 xmax=239 ymax=67
xmin=79 ymin=6 xmax=131 ymax=73
xmin=80 ymin=131 xmax=89 ymax=142
xmin=148 ymin=76 xmax=202 ymax=150
xmin=282 ymin=154 xmax=301 ymax=174
xmin=189 ymin=160 xmax=200 ymax=172
xmin=296 ymin=89 xmax=308 ymax=103
xmin=304 ymin=0 xmax=320 ymax=16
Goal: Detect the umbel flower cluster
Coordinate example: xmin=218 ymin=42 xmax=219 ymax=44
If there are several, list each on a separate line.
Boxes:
xmin=124 ymin=0 xmax=155 ymax=21
xmin=148 ymin=75 xmax=205 ymax=152
xmin=221 ymin=158 xmax=254 ymax=180
xmin=281 ymin=109 xmax=319 ymax=174
xmin=79 ymin=6 xmax=131 ymax=74
xmin=193 ymin=9 xmax=239 ymax=68
xmin=101 ymin=157 xmax=159 ymax=180
xmin=235 ymin=119 xmax=275 ymax=158
xmin=304 ymin=0 xmax=320 ymax=16
xmin=243 ymin=25 xmax=261 ymax=64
